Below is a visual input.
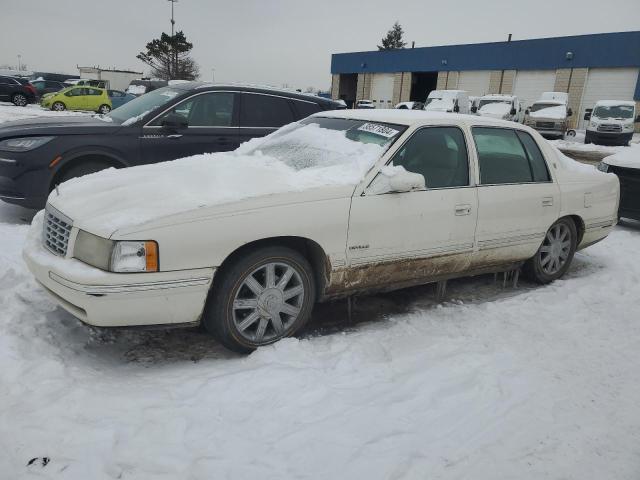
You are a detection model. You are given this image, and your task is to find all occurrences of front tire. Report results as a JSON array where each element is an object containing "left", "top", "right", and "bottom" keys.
[
  {"left": 203, "top": 246, "right": 316, "bottom": 353},
  {"left": 53, "top": 160, "right": 114, "bottom": 188},
  {"left": 12, "top": 93, "right": 28, "bottom": 107},
  {"left": 52, "top": 101, "right": 66, "bottom": 111},
  {"left": 98, "top": 104, "right": 111, "bottom": 114},
  {"left": 524, "top": 218, "right": 577, "bottom": 284}
]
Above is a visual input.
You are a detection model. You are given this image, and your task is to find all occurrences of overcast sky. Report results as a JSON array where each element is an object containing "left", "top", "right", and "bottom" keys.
[{"left": 1, "top": 0, "right": 638, "bottom": 90}]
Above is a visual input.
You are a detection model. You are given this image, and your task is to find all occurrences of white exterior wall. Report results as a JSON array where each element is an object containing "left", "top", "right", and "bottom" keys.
[
  {"left": 512, "top": 70, "right": 557, "bottom": 108},
  {"left": 578, "top": 68, "right": 639, "bottom": 128},
  {"left": 79, "top": 69, "right": 142, "bottom": 91},
  {"left": 370, "top": 73, "right": 395, "bottom": 109},
  {"left": 457, "top": 71, "right": 491, "bottom": 97}
]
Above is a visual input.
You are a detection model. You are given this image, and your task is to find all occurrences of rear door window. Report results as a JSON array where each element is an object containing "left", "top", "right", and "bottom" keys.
[
  {"left": 472, "top": 127, "right": 534, "bottom": 184},
  {"left": 240, "top": 93, "right": 295, "bottom": 128},
  {"left": 515, "top": 131, "right": 550, "bottom": 182}
]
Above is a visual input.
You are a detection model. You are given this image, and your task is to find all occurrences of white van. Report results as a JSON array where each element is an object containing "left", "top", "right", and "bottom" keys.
[
  {"left": 524, "top": 92, "right": 573, "bottom": 139},
  {"left": 584, "top": 100, "right": 638, "bottom": 146},
  {"left": 423, "top": 90, "right": 469, "bottom": 114},
  {"left": 476, "top": 94, "right": 524, "bottom": 122}
]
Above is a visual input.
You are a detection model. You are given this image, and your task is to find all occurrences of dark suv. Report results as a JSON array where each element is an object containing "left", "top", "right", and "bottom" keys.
[
  {"left": 0, "top": 83, "right": 344, "bottom": 209},
  {"left": 0, "top": 76, "right": 37, "bottom": 106}
]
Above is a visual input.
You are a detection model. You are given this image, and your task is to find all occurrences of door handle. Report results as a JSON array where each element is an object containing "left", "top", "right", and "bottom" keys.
[
  {"left": 455, "top": 204, "right": 472, "bottom": 216},
  {"left": 542, "top": 197, "right": 554, "bottom": 207},
  {"left": 167, "top": 134, "right": 183, "bottom": 139}
]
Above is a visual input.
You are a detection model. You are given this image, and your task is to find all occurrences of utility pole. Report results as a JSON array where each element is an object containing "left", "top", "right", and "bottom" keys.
[{"left": 168, "top": 0, "right": 178, "bottom": 78}]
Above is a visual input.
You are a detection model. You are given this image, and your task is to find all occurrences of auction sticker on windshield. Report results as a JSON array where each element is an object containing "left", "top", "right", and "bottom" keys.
[{"left": 357, "top": 123, "right": 400, "bottom": 139}]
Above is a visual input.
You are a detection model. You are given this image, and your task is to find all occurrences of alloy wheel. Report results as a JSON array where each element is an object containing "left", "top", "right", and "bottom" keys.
[
  {"left": 539, "top": 223, "right": 572, "bottom": 275},
  {"left": 232, "top": 262, "right": 305, "bottom": 343},
  {"left": 13, "top": 94, "right": 27, "bottom": 106}
]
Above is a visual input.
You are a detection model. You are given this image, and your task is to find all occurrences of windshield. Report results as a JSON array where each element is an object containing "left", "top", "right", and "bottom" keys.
[
  {"left": 238, "top": 117, "right": 406, "bottom": 171},
  {"left": 593, "top": 105, "right": 634, "bottom": 119},
  {"left": 529, "top": 102, "right": 562, "bottom": 112},
  {"left": 107, "top": 86, "right": 183, "bottom": 124},
  {"left": 479, "top": 99, "right": 511, "bottom": 109}
]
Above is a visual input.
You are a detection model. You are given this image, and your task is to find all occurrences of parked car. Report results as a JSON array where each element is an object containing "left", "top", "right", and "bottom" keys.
[
  {"left": 424, "top": 90, "right": 470, "bottom": 114},
  {"left": 22, "top": 110, "right": 619, "bottom": 353},
  {"left": 40, "top": 86, "right": 112, "bottom": 114},
  {"left": 30, "top": 79, "right": 66, "bottom": 98},
  {"left": 0, "top": 75, "right": 37, "bottom": 106},
  {"left": 476, "top": 94, "right": 524, "bottom": 122},
  {"left": 584, "top": 100, "right": 638, "bottom": 146},
  {"left": 598, "top": 149, "right": 640, "bottom": 221},
  {"left": 524, "top": 92, "right": 573, "bottom": 139},
  {"left": 0, "top": 83, "right": 344, "bottom": 209},
  {"left": 108, "top": 90, "right": 136, "bottom": 109},
  {"left": 355, "top": 99, "right": 375, "bottom": 109},
  {"left": 395, "top": 101, "right": 424, "bottom": 110}
]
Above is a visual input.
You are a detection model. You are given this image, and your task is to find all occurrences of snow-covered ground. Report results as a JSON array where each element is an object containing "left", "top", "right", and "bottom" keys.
[
  {"left": 2, "top": 199, "right": 640, "bottom": 478},
  {"left": 0, "top": 102, "right": 89, "bottom": 124}
]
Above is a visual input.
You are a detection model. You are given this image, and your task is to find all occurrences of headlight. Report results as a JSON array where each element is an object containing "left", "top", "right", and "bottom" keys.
[
  {"left": 624, "top": 123, "right": 634, "bottom": 131},
  {"left": 111, "top": 241, "right": 158, "bottom": 272},
  {"left": 0, "top": 136, "right": 54, "bottom": 152},
  {"left": 73, "top": 231, "right": 158, "bottom": 272},
  {"left": 590, "top": 121, "right": 598, "bottom": 128},
  {"left": 596, "top": 162, "right": 609, "bottom": 173}
]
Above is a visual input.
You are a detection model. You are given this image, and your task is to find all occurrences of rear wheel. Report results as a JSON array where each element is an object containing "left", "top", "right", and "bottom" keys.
[
  {"left": 98, "top": 104, "right": 111, "bottom": 114},
  {"left": 524, "top": 218, "right": 577, "bottom": 284},
  {"left": 202, "top": 246, "right": 316, "bottom": 353},
  {"left": 52, "top": 101, "right": 66, "bottom": 111},
  {"left": 12, "top": 93, "right": 28, "bottom": 107}
]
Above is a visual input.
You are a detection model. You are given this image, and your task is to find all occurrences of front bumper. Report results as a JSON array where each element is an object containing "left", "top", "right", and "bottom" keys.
[
  {"left": 586, "top": 130, "right": 633, "bottom": 145},
  {"left": 23, "top": 212, "right": 215, "bottom": 328},
  {"left": 0, "top": 150, "right": 54, "bottom": 209}
]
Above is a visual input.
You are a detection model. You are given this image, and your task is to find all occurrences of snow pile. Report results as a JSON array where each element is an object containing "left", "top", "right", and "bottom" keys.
[
  {"left": 51, "top": 123, "right": 385, "bottom": 231},
  {"left": 528, "top": 105, "right": 566, "bottom": 119},
  {"left": 550, "top": 138, "right": 629, "bottom": 154},
  {"left": 3, "top": 200, "right": 640, "bottom": 478}
]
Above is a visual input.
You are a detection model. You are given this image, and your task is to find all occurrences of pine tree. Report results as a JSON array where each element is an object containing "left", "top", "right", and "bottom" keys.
[
  {"left": 137, "top": 31, "right": 200, "bottom": 80},
  {"left": 378, "top": 22, "right": 407, "bottom": 51}
]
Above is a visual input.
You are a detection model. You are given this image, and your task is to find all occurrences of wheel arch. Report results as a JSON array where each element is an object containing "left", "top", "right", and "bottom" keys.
[
  {"left": 214, "top": 236, "right": 331, "bottom": 299},
  {"left": 49, "top": 150, "right": 129, "bottom": 192},
  {"left": 562, "top": 214, "right": 585, "bottom": 246}
]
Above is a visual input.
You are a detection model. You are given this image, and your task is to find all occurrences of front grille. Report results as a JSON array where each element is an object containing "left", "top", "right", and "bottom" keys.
[
  {"left": 43, "top": 206, "right": 73, "bottom": 256},
  {"left": 536, "top": 121, "right": 555, "bottom": 130},
  {"left": 598, "top": 124, "right": 622, "bottom": 133}
]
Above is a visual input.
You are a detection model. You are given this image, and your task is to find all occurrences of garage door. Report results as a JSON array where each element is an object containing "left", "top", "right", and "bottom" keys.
[
  {"left": 512, "top": 70, "right": 557, "bottom": 109},
  {"left": 458, "top": 71, "right": 491, "bottom": 97},
  {"left": 370, "top": 73, "right": 395, "bottom": 109},
  {"left": 578, "top": 68, "right": 639, "bottom": 128}
]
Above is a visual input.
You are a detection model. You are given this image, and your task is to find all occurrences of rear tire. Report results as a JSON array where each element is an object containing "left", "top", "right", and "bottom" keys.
[
  {"left": 202, "top": 246, "right": 316, "bottom": 353},
  {"left": 52, "top": 101, "right": 66, "bottom": 111},
  {"left": 524, "top": 218, "right": 577, "bottom": 284},
  {"left": 12, "top": 93, "right": 28, "bottom": 107}
]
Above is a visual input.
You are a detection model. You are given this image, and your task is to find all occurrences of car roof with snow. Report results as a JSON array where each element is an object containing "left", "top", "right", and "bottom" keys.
[
  {"left": 313, "top": 108, "right": 521, "bottom": 128},
  {"left": 479, "top": 94, "right": 516, "bottom": 100}
]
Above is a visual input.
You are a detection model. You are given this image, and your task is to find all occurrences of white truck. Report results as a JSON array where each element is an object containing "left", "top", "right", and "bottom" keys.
[
  {"left": 423, "top": 90, "right": 469, "bottom": 114},
  {"left": 475, "top": 94, "right": 524, "bottom": 123},
  {"left": 524, "top": 92, "right": 573, "bottom": 139},
  {"left": 584, "top": 100, "right": 638, "bottom": 146}
]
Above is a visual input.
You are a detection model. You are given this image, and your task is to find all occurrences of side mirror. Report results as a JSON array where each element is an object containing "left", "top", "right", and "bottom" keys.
[
  {"left": 510, "top": 107, "right": 517, "bottom": 115},
  {"left": 470, "top": 106, "right": 477, "bottom": 113},
  {"left": 567, "top": 108, "right": 573, "bottom": 117},
  {"left": 383, "top": 167, "right": 425, "bottom": 193},
  {"left": 584, "top": 112, "right": 591, "bottom": 121},
  {"left": 525, "top": 108, "right": 530, "bottom": 115},
  {"left": 635, "top": 115, "right": 640, "bottom": 123},
  {"left": 161, "top": 112, "right": 188, "bottom": 130},
  {"left": 453, "top": 104, "right": 460, "bottom": 113}
]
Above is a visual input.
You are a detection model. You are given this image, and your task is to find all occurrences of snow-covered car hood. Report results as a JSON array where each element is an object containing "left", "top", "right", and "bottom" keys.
[
  {"left": 602, "top": 145, "right": 640, "bottom": 169},
  {"left": 478, "top": 103, "right": 511, "bottom": 118},
  {"left": 529, "top": 105, "right": 567, "bottom": 120},
  {"left": 46, "top": 124, "right": 385, "bottom": 238}
]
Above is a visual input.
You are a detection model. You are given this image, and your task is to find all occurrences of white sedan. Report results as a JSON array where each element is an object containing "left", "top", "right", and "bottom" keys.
[{"left": 24, "top": 110, "right": 619, "bottom": 352}]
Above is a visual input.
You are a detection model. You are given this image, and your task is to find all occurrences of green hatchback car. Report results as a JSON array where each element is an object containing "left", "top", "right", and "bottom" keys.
[{"left": 40, "top": 86, "right": 112, "bottom": 114}]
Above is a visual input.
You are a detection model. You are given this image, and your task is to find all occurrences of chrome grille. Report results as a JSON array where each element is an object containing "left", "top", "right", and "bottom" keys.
[
  {"left": 598, "top": 123, "right": 622, "bottom": 133},
  {"left": 43, "top": 206, "right": 73, "bottom": 256},
  {"left": 536, "top": 121, "right": 555, "bottom": 130}
]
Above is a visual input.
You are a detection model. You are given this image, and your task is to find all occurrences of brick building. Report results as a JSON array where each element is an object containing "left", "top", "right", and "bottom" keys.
[{"left": 330, "top": 31, "right": 640, "bottom": 129}]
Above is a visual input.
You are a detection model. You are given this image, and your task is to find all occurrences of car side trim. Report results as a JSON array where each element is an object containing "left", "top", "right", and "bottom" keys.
[
  {"left": 478, "top": 232, "right": 545, "bottom": 250},
  {"left": 49, "top": 271, "right": 213, "bottom": 296}
]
